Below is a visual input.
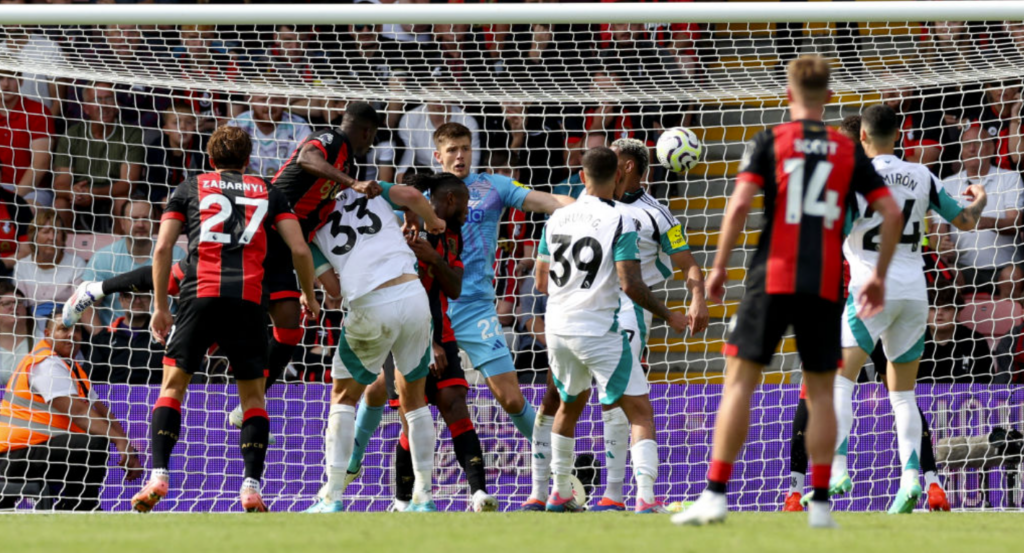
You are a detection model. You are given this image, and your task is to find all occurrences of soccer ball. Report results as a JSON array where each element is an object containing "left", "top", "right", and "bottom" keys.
[{"left": 656, "top": 127, "right": 703, "bottom": 173}]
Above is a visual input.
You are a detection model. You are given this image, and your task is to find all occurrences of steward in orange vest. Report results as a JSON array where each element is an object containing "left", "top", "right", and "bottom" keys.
[{"left": 0, "top": 313, "right": 143, "bottom": 510}]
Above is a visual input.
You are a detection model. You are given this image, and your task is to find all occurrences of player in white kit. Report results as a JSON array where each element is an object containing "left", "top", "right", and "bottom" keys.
[
  {"left": 534, "top": 147, "right": 687, "bottom": 512},
  {"left": 826, "top": 105, "right": 986, "bottom": 513},
  {"left": 304, "top": 181, "right": 448, "bottom": 513}
]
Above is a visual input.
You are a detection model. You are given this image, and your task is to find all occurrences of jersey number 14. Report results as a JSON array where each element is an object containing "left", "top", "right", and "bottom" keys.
[{"left": 783, "top": 158, "right": 841, "bottom": 229}]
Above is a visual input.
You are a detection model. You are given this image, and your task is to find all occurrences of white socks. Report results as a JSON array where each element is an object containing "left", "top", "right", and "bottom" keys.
[
  {"left": 789, "top": 472, "right": 805, "bottom": 494},
  {"left": 602, "top": 407, "right": 630, "bottom": 503},
  {"left": 550, "top": 433, "right": 575, "bottom": 499},
  {"left": 924, "top": 471, "right": 940, "bottom": 488},
  {"left": 631, "top": 439, "right": 658, "bottom": 505},
  {"left": 405, "top": 405, "right": 436, "bottom": 503},
  {"left": 86, "top": 281, "right": 105, "bottom": 300},
  {"left": 889, "top": 390, "right": 922, "bottom": 490},
  {"left": 324, "top": 404, "right": 356, "bottom": 501},
  {"left": 832, "top": 376, "right": 856, "bottom": 477},
  {"left": 530, "top": 413, "right": 554, "bottom": 502}
]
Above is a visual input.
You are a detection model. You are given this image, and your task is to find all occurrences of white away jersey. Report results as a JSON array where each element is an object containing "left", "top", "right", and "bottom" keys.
[
  {"left": 844, "top": 154, "right": 963, "bottom": 301},
  {"left": 312, "top": 182, "right": 417, "bottom": 302},
  {"left": 540, "top": 194, "right": 640, "bottom": 336},
  {"left": 613, "top": 190, "right": 689, "bottom": 286}
]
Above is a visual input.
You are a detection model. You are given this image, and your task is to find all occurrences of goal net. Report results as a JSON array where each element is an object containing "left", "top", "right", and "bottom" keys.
[{"left": 0, "top": 2, "right": 1022, "bottom": 512}]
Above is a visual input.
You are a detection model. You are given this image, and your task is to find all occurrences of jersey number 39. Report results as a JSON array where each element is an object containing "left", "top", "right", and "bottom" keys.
[{"left": 549, "top": 234, "right": 604, "bottom": 289}]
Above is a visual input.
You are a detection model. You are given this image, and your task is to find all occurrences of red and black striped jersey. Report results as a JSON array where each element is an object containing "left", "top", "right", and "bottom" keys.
[
  {"left": 163, "top": 171, "right": 297, "bottom": 304},
  {"left": 419, "top": 228, "right": 464, "bottom": 344},
  {"left": 737, "top": 120, "right": 890, "bottom": 303},
  {"left": 271, "top": 128, "right": 355, "bottom": 241}
]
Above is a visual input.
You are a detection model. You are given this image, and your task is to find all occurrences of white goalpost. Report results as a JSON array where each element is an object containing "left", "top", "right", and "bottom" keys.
[{"left": 0, "top": 2, "right": 1022, "bottom": 512}]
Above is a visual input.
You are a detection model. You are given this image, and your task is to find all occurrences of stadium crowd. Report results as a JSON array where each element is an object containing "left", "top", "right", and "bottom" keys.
[{"left": 0, "top": 1, "right": 1023, "bottom": 390}]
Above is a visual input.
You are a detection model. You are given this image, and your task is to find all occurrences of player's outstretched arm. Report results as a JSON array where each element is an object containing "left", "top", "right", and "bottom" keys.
[
  {"left": 277, "top": 218, "right": 321, "bottom": 321},
  {"left": 947, "top": 184, "right": 988, "bottom": 231},
  {"left": 617, "top": 260, "right": 687, "bottom": 334},
  {"left": 296, "top": 142, "right": 381, "bottom": 199},
  {"left": 706, "top": 179, "right": 759, "bottom": 304},
  {"left": 150, "top": 217, "right": 182, "bottom": 344},
  {"left": 521, "top": 190, "right": 574, "bottom": 215},
  {"left": 386, "top": 185, "right": 446, "bottom": 234},
  {"left": 670, "top": 250, "right": 709, "bottom": 335}
]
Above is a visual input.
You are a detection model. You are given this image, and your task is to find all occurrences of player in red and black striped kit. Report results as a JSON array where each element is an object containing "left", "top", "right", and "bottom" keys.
[
  {"left": 132, "top": 127, "right": 320, "bottom": 514},
  {"left": 256, "top": 101, "right": 382, "bottom": 404},
  {"left": 672, "top": 56, "right": 903, "bottom": 529}
]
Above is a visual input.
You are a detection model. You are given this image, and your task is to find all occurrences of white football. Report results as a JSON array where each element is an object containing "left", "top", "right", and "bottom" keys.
[{"left": 656, "top": 127, "right": 703, "bottom": 173}]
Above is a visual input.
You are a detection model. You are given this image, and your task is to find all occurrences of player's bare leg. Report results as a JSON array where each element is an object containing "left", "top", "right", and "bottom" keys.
[
  {"left": 133, "top": 366, "right": 191, "bottom": 513},
  {"left": 307, "top": 377, "right": 367, "bottom": 513},
  {"left": 434, "top": 386, "right": 496, "bottom": 511},
  {"left": 886, "top": 359, "right": 924, "bottom": 514},
  {"left": 547, "top": 388, "right": 591, "bottom": 513},
  {"left": 672, "top": 356, "right": 761, "bottom": 526},
  {"left": 236, "top": 377, "right": 270, "bottom": 512},
  {"left": 523, "top": 372, "right": 561, "bottom": 510},
  {"left": 395, "top": 370, "right": 437, "bottom": 512},
  {"left": 617, "top": 394, "right": 664, "bottom": 513},
  {"left": 802, "top": 369, "right": 839, "bottom": 528}
]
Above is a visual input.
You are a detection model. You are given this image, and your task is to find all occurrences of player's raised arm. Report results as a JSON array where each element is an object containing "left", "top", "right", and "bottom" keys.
[
  {"left": 384, "top": 183, "right": 447, "bottom": 234},
  {"left": 706, "top": 178, "right": 759, "bottom": 305},
  {"left": 521, "top": 190, "right": 575, "bottom": 215}
]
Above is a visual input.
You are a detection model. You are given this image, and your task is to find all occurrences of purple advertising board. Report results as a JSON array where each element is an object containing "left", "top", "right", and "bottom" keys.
[{"left": 81, "top": 384, "right": 1024, "bottom": 512}]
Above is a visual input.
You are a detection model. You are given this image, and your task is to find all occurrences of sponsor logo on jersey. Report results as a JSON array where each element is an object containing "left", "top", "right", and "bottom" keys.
[{"left": 466, "top": 208, "right": 486, "bottom": 223}]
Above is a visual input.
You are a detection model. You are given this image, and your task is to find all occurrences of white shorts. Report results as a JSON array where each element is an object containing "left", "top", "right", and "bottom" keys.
[
  {"left": 547, "top": 329, "right": 649, "bottom": 405},
  {"left": 333, "top": 281, "right": 433, "bottom": 385},
  {"left": 841, "top": 294, "right": 927, "bottom": 363},
  {"left": 616, "top": 295, "right": 654, "bottom": 355}
]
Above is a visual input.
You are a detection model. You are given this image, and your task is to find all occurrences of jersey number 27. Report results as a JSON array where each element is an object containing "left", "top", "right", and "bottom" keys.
[{"left": 199, "top": 195, "right": 268, "bottom": 246}]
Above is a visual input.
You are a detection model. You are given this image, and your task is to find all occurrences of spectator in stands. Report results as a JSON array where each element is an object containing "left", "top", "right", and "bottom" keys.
[
  {"left": 144, "top": 104, "right": 210, "bottom": 202},
  {"left": 174, "top": 25, "right": 235, "bottom": 133},
  {"left": 996, "top": 264, "right": 1024, "bottom": 305},
  {"left": 0, "top": 25, "right": 68, "bottom": 119},
  {"left": 0, "top": 70, "right": 54, "bottom": 205},
  {"left": 993, "top": 318, "right": 1024, "bottom": 384},
  {"left": 227, "top": 94, "right": 312, "bottom": 179},
  {"left": 929, "top": 20, "right": 981, "bottom": 69},
  {"left": 87, "top": 291, "right": 164, "bottom": 385},
  {"left": 597, "top": 22, "right": 675, "bottom": 82},
  {"left": 396, "top": 98, "right": 481, "bottom": 180},
  {"left": 0, "top": 187, "right": 33, "bottom": 278},
  {"left": 432, "top": 23, "right": 487, "bottom": 83},
  {"left": 378, "top": 0, "right": 434, "bottom": 65},
  {"left": 552, "top": 136, "right": 586, "bottom": 197},
  {"left": 263, "top": 25, "right": 325, "bottom": 85},
  {"left": 53, "top": 82, "right": 145, "bottom": 233},
  {"left": 0, "top": 281, "right": 33, "bottom": 388},
  {"left": 919, "top": 286, "right": 994, "bottom": 383},
  {"left": 0, "top": 312, "right": 143, "bottom": 511},
  {"left": 13, "top": 209, "right": 84, "bottom": 337},
  {"left": 882, "top": 86, "right": 948, "bottom": 172},
  {"left": 937, "top": 124, "right": 1023, "bottom": 290},
  {"left": 968, "top": 79, "right": 1023, "bottom": 173},
  {"left": 98, "top": 24, "right": 169, "bottom": 131},
  {"left": 79, "top": 197, "right": 185, "bottom": 331},
  {"left": 501, "top": 23, "right": 563, "bottom": 82}
]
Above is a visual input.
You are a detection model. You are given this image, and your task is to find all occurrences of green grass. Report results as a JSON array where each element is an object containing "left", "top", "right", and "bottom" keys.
[{"left": 2, "top": 512, "right": 1021, "bottom": 553}]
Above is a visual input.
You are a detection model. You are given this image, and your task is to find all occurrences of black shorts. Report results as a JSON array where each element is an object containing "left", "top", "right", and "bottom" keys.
[
  {"left": 386, "top": 341, "right": 467, "bottom": 407},
  {"left": 726, "top": 286, "right": 843, "bottom": 373},
  {"left": 163, "top": 297, "right": 269, "bottom": 380},
  {"left": 264, "top": 232, "right": 300, "bottom": 303}
]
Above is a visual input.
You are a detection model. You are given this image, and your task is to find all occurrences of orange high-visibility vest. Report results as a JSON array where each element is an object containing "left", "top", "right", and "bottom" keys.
[{"left": 0, "top": 341, "right": 90, "bottom": 454}]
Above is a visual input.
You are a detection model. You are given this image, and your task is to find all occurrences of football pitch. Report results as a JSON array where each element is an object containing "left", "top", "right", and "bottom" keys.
[{"left": 2, "top": 512, "right": 1020, "bottom": 553}]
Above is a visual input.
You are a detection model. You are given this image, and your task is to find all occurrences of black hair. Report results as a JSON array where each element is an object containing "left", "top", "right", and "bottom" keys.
[
  {"left": 861, "top": 104, "right": 899, "bottom": 139},
  {"left": 582, "top": 146, "right": 619, "bottom": 184},
  {"left": 839, "top": 115, "right": 862, "bottom": 140},
  {"left": 406, "top": 172, "right": 468, "bottom": 198},
  {"left": 342, "top": 101, "right": 380, "bottom": 129}
]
